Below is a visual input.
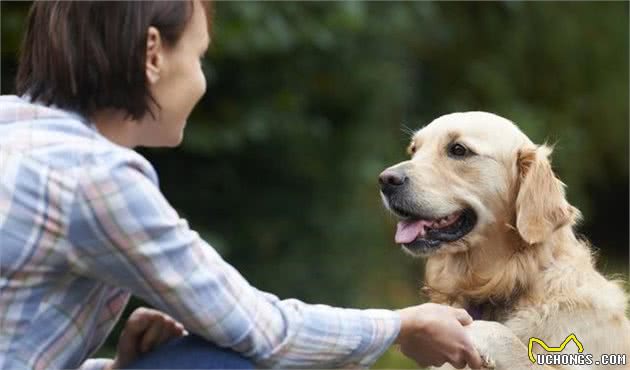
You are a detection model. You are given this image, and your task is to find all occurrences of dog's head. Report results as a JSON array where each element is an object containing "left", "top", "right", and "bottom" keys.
[{"left": 380, "top": 111, "right": 579, "bottom": 258}]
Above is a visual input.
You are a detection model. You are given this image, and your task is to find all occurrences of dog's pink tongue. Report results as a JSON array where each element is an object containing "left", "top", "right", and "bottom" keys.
[{"left": 395, "top": 219, "right": 431, "bottom": 244}]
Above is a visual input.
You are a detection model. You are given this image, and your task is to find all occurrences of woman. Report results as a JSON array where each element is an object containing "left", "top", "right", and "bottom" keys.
[{"left": 0, "top": 1, "right": 483, "bottom": 369}]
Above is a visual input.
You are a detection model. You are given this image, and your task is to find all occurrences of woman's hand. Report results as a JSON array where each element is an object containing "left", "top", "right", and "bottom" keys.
[
  {"left": 395, "top": 303, "right": 484, "bottom": 369},
  {"left": 109, "top": 307, "right": 187, "bottom": 369}
]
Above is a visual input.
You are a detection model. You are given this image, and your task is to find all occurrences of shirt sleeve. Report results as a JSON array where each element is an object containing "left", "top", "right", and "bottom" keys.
[
  {"left": 66, "top": 159, "right": 400, "bottom": 368},
  {"left": 77, "top": 358, "right": 113, "bottom": 370}
]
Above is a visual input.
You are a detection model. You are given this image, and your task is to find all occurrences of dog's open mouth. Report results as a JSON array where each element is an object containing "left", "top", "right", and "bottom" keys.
[{"left": 393, "top": 208, "right": 477, "bottom": 252}]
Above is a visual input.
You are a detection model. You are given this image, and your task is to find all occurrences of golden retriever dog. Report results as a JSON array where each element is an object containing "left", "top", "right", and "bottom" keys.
[{"left": 379, "top": 112, "right": 630, "bottom": 370}]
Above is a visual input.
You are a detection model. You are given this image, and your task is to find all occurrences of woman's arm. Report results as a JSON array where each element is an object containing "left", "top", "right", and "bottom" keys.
[{"left": 67, "top": 160, "right": 400, "bottom": 368}]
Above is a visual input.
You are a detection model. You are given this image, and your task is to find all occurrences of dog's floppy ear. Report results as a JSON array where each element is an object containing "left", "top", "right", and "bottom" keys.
[{"left": 515, "top": 145, "right": 579, "bottom": 245}]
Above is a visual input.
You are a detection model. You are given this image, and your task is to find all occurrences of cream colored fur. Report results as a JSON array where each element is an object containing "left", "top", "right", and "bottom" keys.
[{"left": 383, "top": 112, "right": 630, "bottom": 370}]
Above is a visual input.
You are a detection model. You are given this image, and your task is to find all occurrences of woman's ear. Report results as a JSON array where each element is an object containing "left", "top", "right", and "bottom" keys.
[
  {"left": 515, "top": 145, "right": 580, "bottom": 245},
  {"left": 145, "top": 26, "right": 163, "bottom": 84}
]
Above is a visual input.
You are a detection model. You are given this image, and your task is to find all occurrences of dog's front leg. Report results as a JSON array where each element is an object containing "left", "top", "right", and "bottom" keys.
[
  {"left": 433, "top": 321, "right": 554, "bottom": 370},
  {"left": 465, "top": 320, "right": 554, "bottom": 370}
]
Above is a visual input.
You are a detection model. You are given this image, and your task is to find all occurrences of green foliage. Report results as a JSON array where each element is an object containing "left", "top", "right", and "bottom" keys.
[{"left": 1, "top": 2, "right": 627, "bottom": 368}]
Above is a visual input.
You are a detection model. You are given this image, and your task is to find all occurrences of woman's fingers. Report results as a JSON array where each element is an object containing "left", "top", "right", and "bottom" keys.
[
  {"left": 453, "top": 308, "right": 473, "bottom": 326},
  {"left": 116, "top": 309, "right": 153, "bottom": 365},
  {"left": 140, "top": 318, "right": 165, "bottom": 353},
  {"left": 139, "top": 310, "right": 187, "bottom": 353},
  {"left": 113, "top": 307, "right": 187, "bottom": 369},
  {"left": 155, "top": 317, "right": 186, "bottom": 346}
]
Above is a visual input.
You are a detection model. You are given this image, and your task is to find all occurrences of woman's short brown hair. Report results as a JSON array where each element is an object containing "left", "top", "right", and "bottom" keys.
[{"left": 16, "top": 1, "right": 213, "bottom": 120}]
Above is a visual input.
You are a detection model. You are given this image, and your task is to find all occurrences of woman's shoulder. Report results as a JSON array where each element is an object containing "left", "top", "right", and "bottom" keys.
[{"left": 0, "top": 95, "right": 158, "bottom": 185}]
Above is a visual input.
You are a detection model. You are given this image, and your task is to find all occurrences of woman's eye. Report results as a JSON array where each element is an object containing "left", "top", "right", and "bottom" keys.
[{"left": 448, "top": 143, "right": 469, "bottom": 158}]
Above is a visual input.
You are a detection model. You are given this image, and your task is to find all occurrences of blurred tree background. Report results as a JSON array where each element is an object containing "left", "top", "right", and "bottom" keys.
[{"left": 1, "top": 1, "right": 628, "bottom": 368}]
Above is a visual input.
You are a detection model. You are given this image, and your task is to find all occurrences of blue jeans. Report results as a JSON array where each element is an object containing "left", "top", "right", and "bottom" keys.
[{"left": 127, "top": 334, "right": 254, "bottom": 369}]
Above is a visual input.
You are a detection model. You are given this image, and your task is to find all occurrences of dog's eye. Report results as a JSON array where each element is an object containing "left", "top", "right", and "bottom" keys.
[
  {"left": 448, "top": 143, "right": 469, "bottom": 158},
  {"left": 407, "top": 143, "right": 417, "bottom": 156}
]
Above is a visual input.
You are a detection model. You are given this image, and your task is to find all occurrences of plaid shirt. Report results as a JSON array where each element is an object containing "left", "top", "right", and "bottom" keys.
[{"left": 0, "top": 95, "right": 400, "bottom": 370}]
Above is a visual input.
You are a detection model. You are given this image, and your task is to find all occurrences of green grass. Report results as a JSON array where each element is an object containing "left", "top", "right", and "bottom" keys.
[{"left": 373, "top": 347, "right": 421, "bottom": 369}]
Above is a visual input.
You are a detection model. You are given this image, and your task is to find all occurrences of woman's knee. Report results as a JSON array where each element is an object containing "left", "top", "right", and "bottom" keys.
[{"left": 128, "top": 334, "right": 254, "bottom": 369}]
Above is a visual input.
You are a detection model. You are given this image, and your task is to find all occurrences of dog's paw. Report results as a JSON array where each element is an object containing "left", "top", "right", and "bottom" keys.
[{"left": 465, "top": 321, "right": 534, "bottom": 370}]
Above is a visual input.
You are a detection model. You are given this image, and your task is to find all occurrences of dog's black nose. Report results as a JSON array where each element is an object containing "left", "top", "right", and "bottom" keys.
[{"left": 379, "top": 169, "right": 407, "bottom": 195}]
